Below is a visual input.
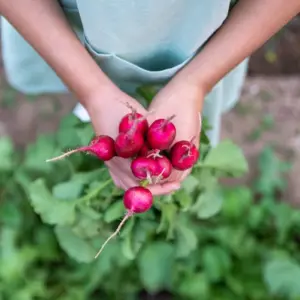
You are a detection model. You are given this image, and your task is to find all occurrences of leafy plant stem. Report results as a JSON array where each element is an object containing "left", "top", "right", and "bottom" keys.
[{"left": 76, "top": 178, "right": 113, "bottom": 205}]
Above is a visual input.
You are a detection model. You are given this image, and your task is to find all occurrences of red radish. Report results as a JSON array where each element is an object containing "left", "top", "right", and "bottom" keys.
[
  {"left": 115, "top": 131, "right": 144, "bottom": 158},
  {"left": 115, "top": 109, "right": 147, "bottom": 158},
  {"left": 147, "top": 150, "right": 172, "bottom": 180},
  {"left": 119, "top": 112, "right": 148, "bottom": 135},
  {"left": 155, "top": 156, "right": 172, "bottom": 179},
  {"left": 46, "top": 135, "right": 115, "bottom": 162},
  {"left": 138, "top": 143, "right": 151, "bottom": 157},
  {"left": 123, "top": 186, "right": 153, "bottom": 213},
  {"left": 147, "top": 116, "right": 176, "bottom": 150},
  {"left": 170, "top": 138, "right": 199, "bottom": 170},
  {"left": 119, "top": 103, "right": 149, "bottom": 135},
  {"left": 94, "top": 186, "right": 153, "bottom": 258},
  {"left": 131, "top": 157, "right": 158, "bottom": 180}
]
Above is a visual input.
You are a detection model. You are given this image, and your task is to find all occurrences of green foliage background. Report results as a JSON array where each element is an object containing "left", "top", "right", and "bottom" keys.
[{"left": 0, "top": 89, "right": 300, "bottom": 300}]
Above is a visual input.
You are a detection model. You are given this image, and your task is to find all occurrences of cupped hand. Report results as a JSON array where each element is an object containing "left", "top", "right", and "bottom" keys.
[
  {"left": 148, "top": 80, "right": 203, "bottom": 187},
  {"left": 85, "top": 85, "right": 180, "bottom": 195}
]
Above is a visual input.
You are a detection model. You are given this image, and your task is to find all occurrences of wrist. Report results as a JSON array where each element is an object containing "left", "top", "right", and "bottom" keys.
[
  {"left": 168, "top": 72, "right": 206, "bottom": 111},
  {"left": 175, "top": 63, "right": 212, "bottom": 95},
  {"left": 81, "top": 80, "right": 121, "bottom": 113}
]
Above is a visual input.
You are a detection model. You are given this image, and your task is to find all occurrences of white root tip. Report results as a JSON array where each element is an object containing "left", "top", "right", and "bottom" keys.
[
  {"left": 147, "top": 149, "right": 162, "bottom": 159},
  {"left": 154, "top": 168, "right": 166, "bottom": 184},
  {"left": 45, "top": 148, "right": 80, "bottom": 162},
  {"left": 146, "top": 171, "right": 153, "bottom": 185},
  {"left": 167, "top": 114, "right": 176, "bottom": 122},
  {"left": 94, "top": 212, "right": 131, "bottom": 259}
]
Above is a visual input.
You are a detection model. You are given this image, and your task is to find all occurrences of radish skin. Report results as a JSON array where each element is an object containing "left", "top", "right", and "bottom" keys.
[
  {"left": 46, "top": 135, "right": 115, "bottom": 162},
  {"left": 94, "top": 187, "right": 153, "bottom": 259},
  {"left": 115, "top": 131, "right": 144, "bottom": 158},
  {"left": 170, "top": 139, "right": 199, "bottom": 170},
  {"left": 147, "top": 116, "right": 176, "bottom": 150},
  {"left": 119, "top": 112, "right": 148, "bottom": 135},
  {"left": 131, "top": 157, "right": 158, "bottom": 180}
]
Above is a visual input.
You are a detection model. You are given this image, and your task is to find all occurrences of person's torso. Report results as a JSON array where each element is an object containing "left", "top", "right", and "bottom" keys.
[
  {"left": 61, "top": 0, "right": 231, "bottom": 71},
  {"left": 2, "top": 0, "right": 243, "bottom": 97},
  {"left": 1, "top": 0, "right": 247, "bottom": 146}
]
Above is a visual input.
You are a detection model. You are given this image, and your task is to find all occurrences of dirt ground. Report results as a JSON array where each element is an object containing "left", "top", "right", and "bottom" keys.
[
  {"left": 248, "top": 16, "right": 300, "bottom": 75},
  {"left": 221, "top": 76, "right": 300, "bottom": 203}
]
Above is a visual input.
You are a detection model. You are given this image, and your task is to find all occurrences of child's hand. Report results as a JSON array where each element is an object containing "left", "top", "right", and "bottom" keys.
[
  {"left": 85, "top": 86, "right": 180, "bottom": 195},
  {"left": 149, "top": 81, "right": 203, "bottom": 187}
]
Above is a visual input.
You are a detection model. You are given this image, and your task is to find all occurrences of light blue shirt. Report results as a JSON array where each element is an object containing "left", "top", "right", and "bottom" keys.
[{"left": 1, "top": 0, "right": 248, "bottom": 145}]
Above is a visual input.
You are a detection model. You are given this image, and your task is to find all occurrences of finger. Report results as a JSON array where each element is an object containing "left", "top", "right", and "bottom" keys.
[
  {"left": 179, "top": 169, "right": 192, "bottom": 182},
  {"left": 111, "top": 174, "right": 128, "bottom": 191},
  {"left": 148, "top": 182, "right": 181, "bottom": 196},
  {"left": 110, "top": 172, "right": 136, "bottom": 191},
  {"left": 159, "top": 168, "right": 186, "bottom": 184},
  {"left": 118, "top": 180, "right": 128, "bottom": 191},
  {"left": 199, "top": 113, "right": 202, "bottom": 131},
  {"left": 106, "top": 159, "right": 138, "bottom": 189},
  {"left": 122, "top": 177, "right": 139, "bottom": 190},
  {"left": 108, "top": 170, "right": 122, "bottom": 188}
]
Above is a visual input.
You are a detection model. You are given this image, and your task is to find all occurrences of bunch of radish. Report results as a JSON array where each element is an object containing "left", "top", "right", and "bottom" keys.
[{"left": 46, "top": 104, "right": 199, "bottom": 258}]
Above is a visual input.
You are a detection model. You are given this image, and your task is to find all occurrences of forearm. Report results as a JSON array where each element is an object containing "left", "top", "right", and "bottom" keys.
[
  {"left": 0, "top": 0, "right": 114, "bottom": 105},
  {"left": 175, "top": 0, "right": 300, "bottom": 94}
]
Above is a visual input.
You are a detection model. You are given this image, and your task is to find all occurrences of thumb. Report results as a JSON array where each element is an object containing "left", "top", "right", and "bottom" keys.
[{"left": 147, "top": 182, "right": 181, "bottom": 196}]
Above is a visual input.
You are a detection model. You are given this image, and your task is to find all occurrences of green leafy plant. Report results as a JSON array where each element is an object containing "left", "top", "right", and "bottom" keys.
[
  {"left": 24, "top": 114, "right": 248, "bottom": 264},
  {"left": 1, "top": 90, "right": 299, "bottom": 300}
]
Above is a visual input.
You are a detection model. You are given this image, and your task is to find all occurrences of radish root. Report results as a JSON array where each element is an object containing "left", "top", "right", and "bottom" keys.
[
  {"left": 46, "top": 147, "right": 87, "bottom": 162},
  {"left": 94, "top": 211, "right": 133, "bottom": 259}
]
